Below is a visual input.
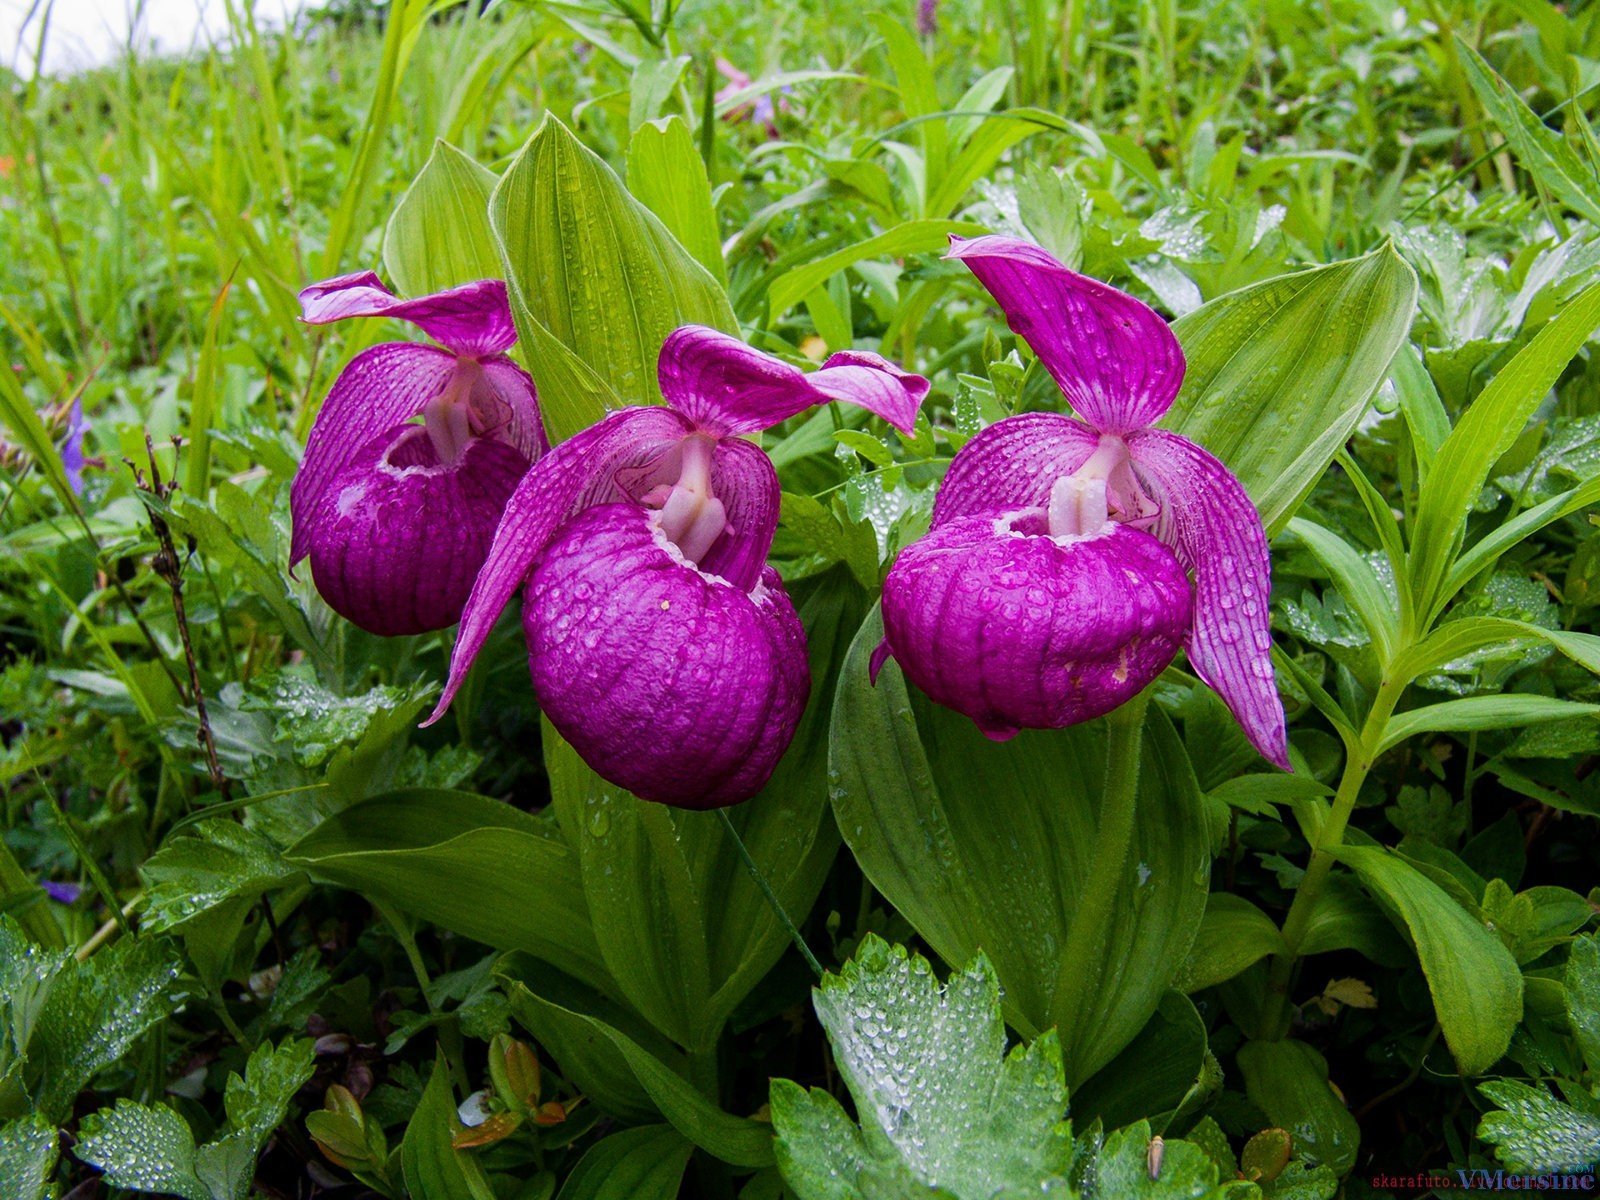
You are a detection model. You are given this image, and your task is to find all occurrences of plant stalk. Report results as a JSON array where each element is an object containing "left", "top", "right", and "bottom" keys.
[{"left": 716, "top": 808, "right": 823, "bottom": 977}]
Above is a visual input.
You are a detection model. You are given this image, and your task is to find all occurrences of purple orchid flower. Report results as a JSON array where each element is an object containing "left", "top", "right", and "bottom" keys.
[
  {"left": 876, "top": 235, "right": 1288, "bottom": 768},
  {"left": 428, "top": 327, "right": 929, "bottom": 808},
  {"left": 290, "top": 273, "right": 547, "bottom": 637}
]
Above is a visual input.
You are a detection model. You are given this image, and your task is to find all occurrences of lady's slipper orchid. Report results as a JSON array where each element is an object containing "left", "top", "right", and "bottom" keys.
[
  {"left": 877, "top": 235, "right": 1288, "bottom": 768},
  {"left": 290, "top": 274, "right": 546, "bottom": 636},
  {"left": 429, "top": 327, "right": 929, "bottom": 808}
]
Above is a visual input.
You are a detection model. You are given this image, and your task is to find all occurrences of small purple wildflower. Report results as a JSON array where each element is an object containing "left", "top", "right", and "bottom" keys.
[
  {"left": 917, "top": 0, "right": 938, "bottom": 39},
  {"left": 290, "top": 274, "right": 546, "bottom": 636},
  {"left": 429, "top": 328, "right": 928, "bottom": 808},
  {"left": 61, "top": 397, "right": 87, "bottom": 496},
  {"left": 876, "top": 235, "right": 1288, "bottom": 768},
  {"left": 41, "top": 880, "right": 82, "bottom": 904}
]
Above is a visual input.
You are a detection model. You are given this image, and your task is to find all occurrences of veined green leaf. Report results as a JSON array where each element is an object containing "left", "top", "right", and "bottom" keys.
[
  {"left": 1379, "top": 696, "right": 1600, "bottom": 752},
  {"left": 1393, "top": 618, "right": 1600, "bottom": 684},
  {"left": 1236, "top": 1039, "right": 1359, "bottom": 1175},
  {"left": 627, "top": 117, "right": 726, "bottom": 285},
  {"left": 553, "top": 1126, "right": 692, "bottom": 1200},
  {"left": 401, "top": 1058, "right": 495, "bottom": 1200},
  {"left": 1287, "top": 516, "right": 1400, "bottom": 664},
  {"left": 1458, "top": 40, "right": 1600, "bottom": 226},
  {"left": 0, "top": 1113, "right": 59, "bottom": 1200},
  {"left": 1178, "top": 893, "right": 1286, "bottom": 993},
  {"left": 382, "top": 140, "right": 502, "bottom": 298},
  {"left": 1441, "top": 474, "right": 1600, "bottom": 607},
  {"left": 1333, "top": 845, "right": 1522, "bottom": 1074},
  {"left": 1411, "top": 279, "right": 1600, "bottom": 618},
  {"left": 490, "top": 114, "right": 737, "bottom": 442},
  {"left": 1167, "top": 245, "right": 1418, "bottom": 533}
]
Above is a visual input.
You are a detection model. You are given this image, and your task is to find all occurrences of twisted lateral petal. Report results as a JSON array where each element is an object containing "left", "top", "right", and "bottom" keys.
[
  {"left": 299, "top": 273, "right": 517, "bottom": 358},
  {"left": 946, "top": 235, "right": 1184, "bottom": 435},
  {"left": 881, "top": 514, "right": 1192, "bottom": 737},
  {"left": 307, "top": 426, "right": 529, "bottom": 636},
  {"left": 1127, "top": 428, "right": 1289, "bottom": 768},
  {"left": 427, "top": 406, "right": 693, "bottom": 722},
  {"left": 524, "top": 504, "right": 809, "bottom": 808},
  {"left": 930, "top": 412, "right": 1100, "bottom": 527},
  {"left": 658, "top": 325, "right": 928, "bottom": 436},
  {"left": 290, "top": 343, "right": 459, "bottom": 565},
  {"left": 479, "top": 358, "right": 549, "bottom": 459}
]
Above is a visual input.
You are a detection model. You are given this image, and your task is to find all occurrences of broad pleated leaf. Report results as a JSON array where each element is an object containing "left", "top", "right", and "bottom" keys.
[{"left": 382, "top": 140, "right": 503, "bottom": 299}]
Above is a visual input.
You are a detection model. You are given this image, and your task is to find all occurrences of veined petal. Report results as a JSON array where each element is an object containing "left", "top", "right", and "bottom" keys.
[
  {"left": 427, "top": 406, "right": 692, "bottom": 722},
  {"left": 524, "top": 503, "right": 809, "bottom": 808},
  {"left": 291, "top": 342, "right": 458, "bottom": 566},
  {"left": 658, "top": 325, "right": 928, "bottom": 436},
  {"left": 307, "top": 425, "right": 528, "bottom": 635},
  {"left": 698, "top": 435, "right": 781, "bottom": 592},
  {"left": 480, "top": 357, "right": 549, "bottom": 459},
  {"left": 946, "top": 235, "right": 1184, "bottom": 435},
  {"left": 299, "top": 273, "right": 517, "bottom": 358},
  {"left": 1127, "top": 427, "right": 1289, "bottom": 768},
  {"left": 930, "top": 412, "right": 1099, "bottom": 527}
]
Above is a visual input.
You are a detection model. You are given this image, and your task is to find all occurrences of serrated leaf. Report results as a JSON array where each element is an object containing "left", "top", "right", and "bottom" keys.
[
  {"left": 771, "top": 936, "right": 1073, "bottom": 1198},
  {"left": 75, "top": 1100, "right": 206, "bottom": 1200},
  {"left": 192, "top": 1040, "right": 316, "bottom": 1199},
  {"left": 1477, "top": 1079, "right": 1600, "bottom": 1173},
  {"left": 1091, "top": 1121, "right": 1230, "bottom": 1199},
  {"left": 140, "top": 820, "right": 298, "bottom": 932},
  {"left": 0, "top": 1112, "right": 59, "bottom": 1200}
]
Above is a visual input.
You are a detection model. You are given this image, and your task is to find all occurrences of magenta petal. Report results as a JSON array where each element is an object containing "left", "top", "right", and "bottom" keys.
[
  {"left": 427, "top": 406, "right": 692, "bottom": 722},
  {"left": 524, "top": 504, "right": 809, "bottom": 808},
  {"left": 480, "top": 357, "right": 549, "bottom": 459},
  {"left": 946, "top": 235, "right": 1184, "bottom": 435},
  {"left": 658, "top": 325, "right": 927, "bottom": 435},
  {"left": 930, "top": 412, "right": 1100, "bottom": 527},
  {"left": 881, "top": 512, "right": 1192, "bottom": 736},
  {"left": 307, "top": 426, "right": 529, "bottom": 635},
  {"left": 299, "top": 273, "right": 517, "bottom": 358},
  {"left": 291, "top": 343, "right": 459, "bottom": 566},
  {"left": 1127, "top": 428, "right": 1288, "bottom": 769}
]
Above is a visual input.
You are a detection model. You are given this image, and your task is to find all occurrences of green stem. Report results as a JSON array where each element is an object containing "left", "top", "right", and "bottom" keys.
[
  {"left": 716, "top": 808, "right": 823, "bottom": 977},
  {"left": 1050, "top": 691, "right": 1150, "bottom": 1028},
  {"left": 1262, "top": 676, "right": 1403, "bottom": 1039}
]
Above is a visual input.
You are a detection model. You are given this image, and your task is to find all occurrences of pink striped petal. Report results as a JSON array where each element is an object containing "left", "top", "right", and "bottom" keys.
[
  {"left": 658, "top": 325, "right": 928, "bottom": 435},
  {"left": 290, "top": 343, "right": 458, "bottom": 566},
  {"left": 698, "top": 435, "right": 781, "bottom": 592},
  {"left": 930, "top": 412, "right": 1100, "bottom": 527},
  {"left": 946, "top": 235, "right": 1184, "bottom": 435},
  {"left": 479, "top": 357, "right": 549, "bottom": 459},
  {"left": 1127, "top": 428, "right": 1288, "bottom": 768},
  {"left": 426, "top": 407, "right": 692, "bottom": 722},
  {"left": 300, "top": 273, "right": 517, "bottom": 358}
]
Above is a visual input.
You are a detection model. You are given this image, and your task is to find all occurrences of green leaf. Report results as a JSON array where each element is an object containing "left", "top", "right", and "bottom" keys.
[
  {"left": 1332, "top": 845, "right": 1523, "bottom": 1074},
  {"left": 830, "top": 608, "right": 1209, "bottom": 1081},
  {"left": 1179, "top": 894, "right": 1286, "bottom": 993},
  {"left": 1565, "top": 934, "right": 1600, "bottom": 1076},
  {"left": 1286, "top": 517, "right": 1400, "bottom": 664},
  {"left": 1477, "top": 1080, "right": 1600, "bottom": 1174},
  {"left": 75, "top": 1100, "right": 206, "bottom": 1200},
  {"left": 285, "top": 789, "right": 609, "bottom": 991},
  {"left": 770, "top": 937, "right": 1073, "bottom": 1198},
  {"left": 1236, "top": 1040, "right": 1359, "bottom": 1175},
  {"left": 76, "top": 1039, "right": 314, "bottom": 1200},
  {"left": 553, "top": 1125, "right": 693, "bottom": 1200},
  {"left": 490, "top": 114, "right": 737, "bottom": 442},
  {"left": 1166, "top": 245, "right": 1419, "bottom": 532},
  {"left": 501, "top": 971, "right": 774, "bottom": 1167},
  {"left": 1457, "top": 40, "right": 1600, "bottom": 226},
  {"left": 767, "top": 219, "right": 984, "bottom": 316},
  {"left": 140, "top": 820, "right": 298, "bottom": 932},
  {"left": 1378, "top": 696, "right": 1600, "bottom": 752},
  {"left": 1410, "top": 279, "right": 1600, "bottom": 616},
  {"left": 1393, "top": 618, "right": 1600, "bottom": 685},
  {"left": 0, "top": 352, "right": 77, "bottom": 514},
  {"left": 627, "top": 117, "right": 725, "bottom": 285},
  {"left": 1091, "top": 1120, "right": 1235, "bottom": 1199},
  {"left": 0, "top": 1113, "right": 59, "bottom": 1200},
  {"left": 401, "top": 1059, "right": 494, "bottom": 1200},
  {"left": 29, "top": 934, "right": 180, "bottom": 1120},
  {"left": 382, "top": 140, "right": 502, "bottom": 299},
  {"left": 1071, "top": 991, "right": 1211, "bottom": 1131}
]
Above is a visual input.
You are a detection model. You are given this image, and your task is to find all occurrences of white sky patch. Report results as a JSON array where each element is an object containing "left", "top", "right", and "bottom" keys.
[{"left": 3, "top": 0, "right": 314, "bottom": 78}]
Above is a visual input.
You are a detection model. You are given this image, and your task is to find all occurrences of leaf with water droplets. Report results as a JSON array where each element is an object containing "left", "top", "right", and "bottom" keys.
[
  {"left": 75, "top": 1100, "right": 206, "bottom": 1200},
  {"left": 771, "top": 936, "right": 1074, "bottom": 1198},
  {"left": 140, "top": 819, "right": 299, "bottom": 933},
  {"left": 1477, "top": 1079, "right": 1600, "bottom": 1174},
  {"left": 1565, "top": 934, "right": 1600, "bottom": 1077},
  {"left": 0, "top": 1112, "right": 60, "bottom": 1200}
]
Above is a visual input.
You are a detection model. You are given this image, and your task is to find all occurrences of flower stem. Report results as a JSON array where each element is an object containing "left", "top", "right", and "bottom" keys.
[
  {"left": 716, "top": 808, "right": 823, "bottom": 978},
  {"left": 1261, "top": 675, "right": 1402, "bottom": 1039},
  {"left": 1050, "top": 690, "right": 1150, "bottom": 1031}
]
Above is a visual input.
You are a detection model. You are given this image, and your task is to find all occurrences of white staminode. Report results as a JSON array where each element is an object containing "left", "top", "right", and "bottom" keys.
[
  {"left": 1047, "top": 474, "right": 1110, "bottom": 538},
  {"left": 655, "top": 432, "right": 728, "bottom": 564}
]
